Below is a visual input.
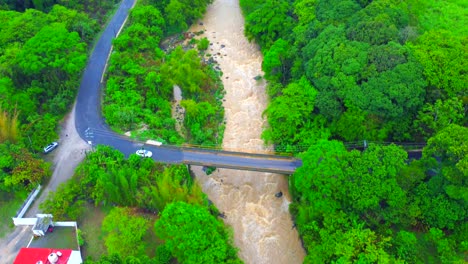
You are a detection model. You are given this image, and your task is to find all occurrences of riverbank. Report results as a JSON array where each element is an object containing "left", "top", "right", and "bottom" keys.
[{"left": 188, "top": 0, "right": 305, "bottom": 263}]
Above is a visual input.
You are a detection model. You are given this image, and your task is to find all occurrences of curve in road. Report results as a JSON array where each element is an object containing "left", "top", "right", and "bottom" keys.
[{"left": 74, "top": 0, "right": 301, "bottom": 174}]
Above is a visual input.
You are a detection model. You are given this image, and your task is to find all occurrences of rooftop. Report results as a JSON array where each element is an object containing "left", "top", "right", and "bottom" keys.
[
  {"left": 32, "top": 215, "right": 53, "bottom": 233},
  {"left": 14, "top": 248, "right": 72, "bottom": 264},
  {"left": 28, "top": 226, "right": 79, "bottom": 251}
]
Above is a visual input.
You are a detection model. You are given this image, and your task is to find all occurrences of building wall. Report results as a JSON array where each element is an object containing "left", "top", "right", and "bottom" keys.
[
  {"left": 12, "top": 218, "right": 37, "bottom": 226},
  {"left": 16, "top": 185, "right": 41, "bottom": 218},
  {"left": 54, "top": 222, "right": 77, "bottom": 227}
]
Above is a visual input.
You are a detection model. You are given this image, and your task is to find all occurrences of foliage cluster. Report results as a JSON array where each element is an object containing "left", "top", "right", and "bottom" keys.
[
  {"left": 240, "top": 0, "right": 466, "bottom": 151},
  {"left": 77, "top": 228, "right": 85, "bottom": 247},
  {"left": 1, "top": 0, "right": 119, "bottom": 25},
  {"left": 0, "top": 4, "right": 100, "bottom": 207},
  {"left": 161, "top": 46, "right": 225, "bottom": 146},
  {"left": 41, "top": 146, "right": 241, "bottom": 263},
  {"left": 290, "top": 126, "right": 467, "bottom": 263},
  {"left": 0, "top": 6, "right": 97, "bottom": 151},
  {"left": 101, "top": 207, "right": 150, "bottom": 257},
  {"left": 155, "top": 201, "right": 242, "bottom": 264},
  {"left": 241, "top": 0, "right": 467, "bottom": 262},
  {"left": 197, "top": 37, "right": 210, "bottom": 51},
  {"left": 0, "top": 142, "right": 51, "bottom": 192},
  {"left": 104, "top": 0, "right": 225, "bottom": 146},
  {"left": 84, "top": 253, "right": 167, "bottom": 264},
  {"left": 103, "top": 3, "right": 181, "bottom": 143},
  {"left": 152, "top": 0, "right": 213, "bottom": 34}
]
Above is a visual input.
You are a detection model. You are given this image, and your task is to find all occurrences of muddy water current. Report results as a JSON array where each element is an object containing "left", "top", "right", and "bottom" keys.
[{"left": 187, "top": 0, "right": 306, "bottom": 263}]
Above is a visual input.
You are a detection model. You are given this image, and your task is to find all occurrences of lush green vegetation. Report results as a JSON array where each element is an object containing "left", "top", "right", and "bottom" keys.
[
  {"left": 1, "top": 0, "right": 119, "bottom": 24},
  {"left": 0, "top": 3, "right": 103, "bottom": 231},
  {"left": 40, "top": 146, "right": 242, "bottom": 263},
  {"left": 78, "top": 204, "right": 110, "bottom": 259},
  {"left": 241, "top": 0, "right": 466, "bottom": 149},
  {"left": 0, "top": 189, "right": 28, "bottom": 236},
  {"left": 290, "top": 132, "right": 467, "bottom": 263},
  {"left": 155, "top": 201, "right": 242, "bottom": 263},
  {"left": 241, "top": 0, "right": 467, "bottom": 262},
  {"left": 2, "top": 0, "right": 465, "bottom": 262},
  {"left": 150, "top": 0, "right": 213, "bottom": 34},
  {"left": 0, "top": 6, "right": 98, "bottom": 152},
  {"left": 103, "top": 0, "right": 225, "bottom": 146}
]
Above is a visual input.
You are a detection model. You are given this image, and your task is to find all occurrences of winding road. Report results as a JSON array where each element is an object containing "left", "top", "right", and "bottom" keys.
[{"left": 74, "top": 0, "right": 302, "bottom": 174}]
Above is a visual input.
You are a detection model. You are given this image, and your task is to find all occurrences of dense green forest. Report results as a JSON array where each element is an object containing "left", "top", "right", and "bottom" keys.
[
  {"left": 241, "top": 0, "right": 466, "bottom": 149},
  {"left": 0, "top": 0, "right": 122, "bottom": 243},
  {"left": 41, "top": 146, "right": 242, "bottom": 263},
  {"left": 1, "top": 0, "right": 119, "bottom": 24},
  {"left": 103, "top": 0, "right": 225, "bottom": 146},
  {"left": 0, "top": 1, "right": 105, "bottom": 200},
  {"left": 240, "top": 0, "right": 467, "bottom": 262},
  {"left": 1, "top": 0, "right": 466, "bottom": 262}
]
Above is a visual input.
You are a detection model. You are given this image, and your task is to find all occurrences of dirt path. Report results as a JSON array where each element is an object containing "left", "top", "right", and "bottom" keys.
[
  {"left": 25, "top": 104, "right": 91, "bottom": 217},
  {"left": 188, "top": 0, "right": 305, "bottom": 263},
  {"left": 0, "top": 104, "right": 90, "bottom": 263}
]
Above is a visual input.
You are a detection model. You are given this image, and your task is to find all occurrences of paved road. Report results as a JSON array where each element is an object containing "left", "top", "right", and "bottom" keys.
[{"left": 74, "top": 0, "right": 301, "bottom": 174}]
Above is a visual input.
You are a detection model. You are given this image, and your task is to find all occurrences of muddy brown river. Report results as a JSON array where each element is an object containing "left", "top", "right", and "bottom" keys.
[{"left": 188, "top": 0, "right": 306, "bottom": 263}]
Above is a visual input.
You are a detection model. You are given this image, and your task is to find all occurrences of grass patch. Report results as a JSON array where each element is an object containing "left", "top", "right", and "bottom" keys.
[
  {"left": 140, "top": 212, "right": 162, "bottom": 258},
  {"left": 0, "top": 190, "right": 28, "bottom": 238},
  {"left": 79, "top": 203, "right": 112, "bottom": 261}
]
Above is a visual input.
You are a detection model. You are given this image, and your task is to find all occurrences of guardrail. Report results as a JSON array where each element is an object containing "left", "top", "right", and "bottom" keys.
[
  {"left": 181, "top": 146, "right": 296, "bottom": 160},
  {"left": 184, "top": 161, "right": 297, "bottom": 174}
]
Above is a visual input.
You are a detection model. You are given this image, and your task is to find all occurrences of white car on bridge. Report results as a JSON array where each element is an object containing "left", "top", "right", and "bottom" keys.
[{"left": 136, "top": 149, "right": 152, "bottom": 158}]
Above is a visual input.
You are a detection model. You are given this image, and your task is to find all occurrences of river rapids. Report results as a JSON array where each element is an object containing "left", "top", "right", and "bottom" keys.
[{"left": 187, "top": 0, "right": 306, "bottom": 263}]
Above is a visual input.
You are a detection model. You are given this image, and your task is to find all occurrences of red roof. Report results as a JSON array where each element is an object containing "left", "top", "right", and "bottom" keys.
[{"left": 14, "top": 248, "right": 72, "bottom": 264}]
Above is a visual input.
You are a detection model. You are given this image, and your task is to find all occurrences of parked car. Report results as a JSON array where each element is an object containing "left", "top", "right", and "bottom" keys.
[
  {"left": 136, "top": 149, "right": 152, "bottom": 158},
  {"left": 43, "top": 142, "right": 59, "bottom": 153}
]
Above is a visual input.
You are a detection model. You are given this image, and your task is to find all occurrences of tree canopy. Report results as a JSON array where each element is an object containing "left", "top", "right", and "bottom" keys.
[
  {"left": 0, "top": 5, "right": 96, "bottom": 196},
  {"left": 243, "top": 0, "right": 466, "bottom": 145},
  {"left": 104, "top": 0, "right": 225, "bottom": 146},
  {"left": 242, "top": 0, "right": 468, "bottom": 261},
  {"left": 102, "top": 207, "right": 150, "bottom": 257},
  {"left": 155, "top": 202, "right": 242, "bottom": 264}
]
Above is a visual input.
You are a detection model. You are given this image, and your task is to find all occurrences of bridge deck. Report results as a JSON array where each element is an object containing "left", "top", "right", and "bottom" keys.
[{"left": 181, "top": 148, "right": 302, "bottom": 174}]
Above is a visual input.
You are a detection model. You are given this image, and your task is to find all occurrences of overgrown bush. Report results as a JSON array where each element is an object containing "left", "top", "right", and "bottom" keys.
[{"left": 197, "top": 37, "right": 210, "bottom": 51}]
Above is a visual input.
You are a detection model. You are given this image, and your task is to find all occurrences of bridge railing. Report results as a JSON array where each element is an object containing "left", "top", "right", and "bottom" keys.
[
  {"left": 185, "top": 161, "right": 297, "bottom": 174},
  {"left": 181, "top": 146, "right": 297, "bottom": 161}
]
